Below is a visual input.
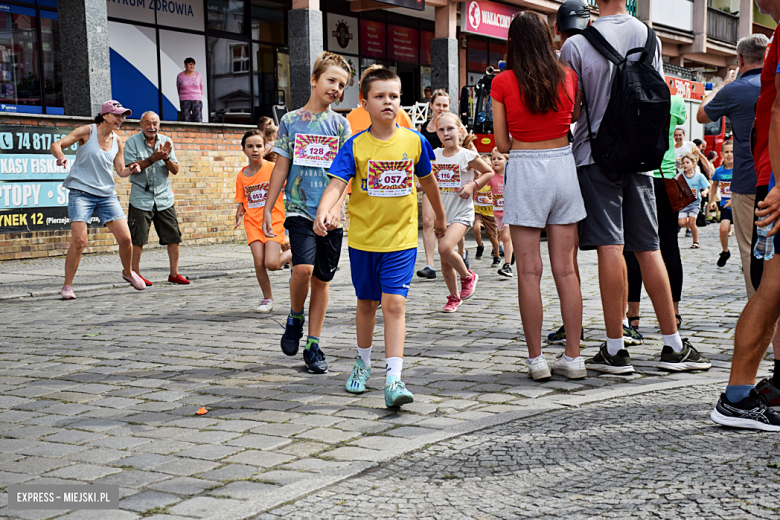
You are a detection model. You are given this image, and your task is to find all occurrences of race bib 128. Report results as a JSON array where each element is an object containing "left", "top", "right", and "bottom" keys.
[{"left": 292, "top": 134, "right": 339, "bottom": 168}]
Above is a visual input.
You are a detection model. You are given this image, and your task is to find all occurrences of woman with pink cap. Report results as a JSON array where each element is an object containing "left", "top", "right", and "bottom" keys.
[{"left": 50, "top": 100, "right": 145, "bottom": 299}]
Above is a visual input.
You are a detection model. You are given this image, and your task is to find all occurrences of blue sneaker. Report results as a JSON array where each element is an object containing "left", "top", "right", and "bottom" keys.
[
  {"left": 623, "top": 324, "right": 644, "bottom": 346},
  {"left": 281, "top": 313, "right": 304, "bottom": 356},
  {"left": 346, "top": 358, "right": 371, "bottom": 393},
  {"left": 303, "top": 341, "right": 328, "bottom": 374},
  {"left": 384, "top": 375, "right": 414, "bottom": 408},
  {"left": 547, "top": 325, "right": 566, "bottom": 345}
]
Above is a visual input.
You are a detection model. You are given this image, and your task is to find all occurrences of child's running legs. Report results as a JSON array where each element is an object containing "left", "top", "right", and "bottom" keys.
[
  {"left": 439, "top": 223, "right": 477, "bottom": 308},
  {"left": 718, "top": 215, "right": 732, "bottom": 266}
]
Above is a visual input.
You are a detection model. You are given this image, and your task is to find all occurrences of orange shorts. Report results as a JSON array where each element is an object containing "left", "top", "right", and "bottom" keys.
[{"left": 245, "top": 220, "right": 285, "bottom": 245}]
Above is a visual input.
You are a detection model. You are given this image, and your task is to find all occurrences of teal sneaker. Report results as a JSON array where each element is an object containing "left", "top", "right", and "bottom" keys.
[
  {"left": 623, "top": 324, "right": 644, "bottom": 346},
  {"left": 346, "top": 358, "right": 371, "bottom": 394},
  {"left": 384, "top": 376, "right": 414, "bottom": 408}
]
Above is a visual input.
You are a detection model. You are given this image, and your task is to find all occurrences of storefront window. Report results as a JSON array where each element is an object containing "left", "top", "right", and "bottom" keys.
[
  {"left": 0, "top": 7, "right": 41, "bottom": 109},
  {"left": 251, "top": 0, "right": 285, "bottom": 45},
  {"left": 40, "top": 13, "right": 62, "bottom": 112},
  {"left": 252, "top": 43, "right": 274, "bottom": 119},
  {"left": 208, "top": 36, "right": 251, "bottom": 123},
  {"left": 207, "top": 0, "right": 245, "bottom": 34}
]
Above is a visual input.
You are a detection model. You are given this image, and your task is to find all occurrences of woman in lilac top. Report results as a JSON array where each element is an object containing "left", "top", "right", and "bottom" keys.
[{"left": 177, "top": 57, "right": 203, "bottom": 122}]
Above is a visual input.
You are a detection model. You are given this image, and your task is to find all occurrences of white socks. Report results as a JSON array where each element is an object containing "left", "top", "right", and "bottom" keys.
[
  {"left": 663, "top": 333, "right": 684, "bottom": 352},
  {"left": 606, "top": 337, "right": 624, "bottom": 356},
  {"left": 357, "top": 346, "right": 372, "bottom": 368},
  {"left": 385, "top": 357, "right": 403, "bottom": 381},
  {"left": 622, "top": 318, "right": 629, "bottom": 327},
  {"left": 528, "top": 354, "right": 544, "bottom": 363}
]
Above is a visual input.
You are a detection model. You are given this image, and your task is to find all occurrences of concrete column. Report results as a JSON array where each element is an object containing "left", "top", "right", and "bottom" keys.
[
  {"left": 288, "top": 8, "right": 323, "bottom": 110},
  {"left": 691, "top": 0, "right": 708, "bottom": 54},
  {"left": 637, "top": 0, "right": 652, "bottom": 26},
  {"left": 738, "top": 0, "right": 754, "bottom": 39},
  {"left": 59, "top": 0, "right": 112, "bottom": 117},
  {"left": 432, "top": 3, "right": 458, "bottom": 104}
]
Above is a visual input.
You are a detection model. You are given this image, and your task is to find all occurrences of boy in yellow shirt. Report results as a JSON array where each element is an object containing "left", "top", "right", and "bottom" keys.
[{"left": 314, "top": 67, "right": 446, "bottom": 407}]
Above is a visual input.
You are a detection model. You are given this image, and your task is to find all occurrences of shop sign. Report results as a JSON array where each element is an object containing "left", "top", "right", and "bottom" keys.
[
  {"left": 388, "top": 25, "right": 418, "bottom": 63},
  {"left": 420, "top": 30, "right": 433, "bottom": 66},
  {"left": 0, "top": 126, "right": 91, "bottom": 234},
  {"left": 461, "top": 0, "right": 521, "bottom": 40},
  {"left": 360, "top": 20, "right": 386, "bottom": 59},
  {"left": 107, "top": 0, "right": 205, "bottom": 30},
  {"left": 665, "top": 76, "right": 705, "bottom": 101},
  {"left": 327, "top": 14, "right": 359, "bottom": 56}
]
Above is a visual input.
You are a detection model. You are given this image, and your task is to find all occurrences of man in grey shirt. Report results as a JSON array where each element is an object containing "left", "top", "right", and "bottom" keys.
[
  {"left": 697, "top": 34, "right": 767, "bottom": 298},
  {"left": 125, "top": 111, "right": 190, "bottom": 286},
  {"left": 560, "top": 0, "right": 710, "bottom": 374}
]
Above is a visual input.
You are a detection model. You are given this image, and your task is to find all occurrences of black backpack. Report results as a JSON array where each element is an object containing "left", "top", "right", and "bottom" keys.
[{"left": 581, "top": 23, "right": 671, "bottom": 174}]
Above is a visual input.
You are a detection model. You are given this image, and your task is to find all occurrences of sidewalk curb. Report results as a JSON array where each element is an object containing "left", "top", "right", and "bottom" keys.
[
  {"left": 0, "top": 268, "right": 255, "bottom": 301},
  {"left": 202, "top": 378, "right": 727, "bottom": 520}
]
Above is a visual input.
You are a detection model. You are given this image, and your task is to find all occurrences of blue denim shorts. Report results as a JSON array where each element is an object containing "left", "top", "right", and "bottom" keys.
[{"left": 67, "top": 189, "right": 126, "bottom": 225}]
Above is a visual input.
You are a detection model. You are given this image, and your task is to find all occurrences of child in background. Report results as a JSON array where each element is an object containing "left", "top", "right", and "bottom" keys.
[
  {"left": 261, "top": 119, "right": 278, "bottom": 163},
  {"left": 490, "top": 149, "right": 514, "bottom": 277},
  {"left": 709, "top": 141, "right": 734, "bottom": 267},
  {"left": 234, "top": 130, "right": 291, "bottom": 313},
  {"left": 434, "top": 113, "right": 494, "bottom": 312},
  {"left": 314, "top": 67, "right": 446, "bottom": 407},
  {"left": 473, "top": 170, "right": 501, "bottom": 267},
  {"left": 263, "top": 51, "right": 353, "bottom": 374},
  {"left": 678, "top": 153, "right": 710, "bottom": 249}
]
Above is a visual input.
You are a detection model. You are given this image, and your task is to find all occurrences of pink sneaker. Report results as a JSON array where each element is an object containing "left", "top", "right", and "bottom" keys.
[
  {"left": 459, "top": 270, "right": 479, "bottom": 300},
  {"left": 122, "top": 271, "right": 146, "bottom": 291},
  {"left": 442, "top": 295, "right": 462, "bottom": 313},
  {"left": 60, "top": 285, "right": 76, "bottom": 300}
]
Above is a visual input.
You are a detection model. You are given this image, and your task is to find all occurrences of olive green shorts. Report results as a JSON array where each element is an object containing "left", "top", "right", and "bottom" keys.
[{"left": 128, "top": 204, "right": 182, "bottom": 246}]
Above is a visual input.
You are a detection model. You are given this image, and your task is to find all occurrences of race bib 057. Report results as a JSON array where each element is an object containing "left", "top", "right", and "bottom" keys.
[{"left": 367, "top": 159, "right": 414, "bottom": 197}]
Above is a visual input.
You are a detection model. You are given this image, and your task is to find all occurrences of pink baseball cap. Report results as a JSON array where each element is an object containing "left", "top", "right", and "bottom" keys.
[{"left": 100, "top": 100, "right": 132, "bottom": 117}]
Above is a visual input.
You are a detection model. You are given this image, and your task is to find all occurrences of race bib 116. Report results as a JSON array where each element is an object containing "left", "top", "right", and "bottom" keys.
[
  {"left": 292, "top": 134, "right": 339, "bottom": 168},
  {"left": 432, "top": 163, "right": 461, "bottom": 189},
  {"left": 367, "top": 159, "right": 414, "bottom": 197}
]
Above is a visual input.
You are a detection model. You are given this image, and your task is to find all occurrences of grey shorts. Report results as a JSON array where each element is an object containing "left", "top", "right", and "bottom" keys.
[
  {"left": 503, "top": 147, "right": 586, "bottom": 229},
  {"left": 577, "top": 163, "right": 659, "bottom": 252}
]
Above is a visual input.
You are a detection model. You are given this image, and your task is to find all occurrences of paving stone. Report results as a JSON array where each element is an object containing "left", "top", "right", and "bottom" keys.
[
  {"left": 98, "top": 470, "right": 171, "bottom": 488},
  {"left": 253, "top": 470, "right": 313, "bottom": 486},
  {"left": 174, "top": 445, "right": 242, "bottom": 461},
  {"left": 169, "top": 496, "right": 243, "bottom": 517},
  {"left": 45, "top": 464, "right": 121, "bottom": 481},
  {"left": 226, "top": 434, "right": 291, "bottom": 450},
  {"left": 385, "top": 426, "right": 440, "bottom": 438},
  {"left": 154, "top": 458, "right": 220, "bottom": 476},
  {"left": 56, "top": 511, "right": 140, "bottom": 520},
  {"left": 323, "top": 446, "right": 377, "bottom": 461},
  {"left": 119, "top": 490, "right": 180, "bottom": 512},
  {"left": 349, "top": 436, "right": 408, "bottom": 451},
  {"left": 109, "top": 454, "right": 176, "bottom": 470},
  {"left": 224, "top": 450, "right": 293, "bottom": 468},
  {"left": 293, "top": 428, "right": 360, "bottom": 444},
  {"left": 249, "top": 423, "right": 308, "bottom": 437},
  {"left": 198, "top": 464, "right": 259, "bottom": 481},
  {"left": 0, "top": 456, "right": 72, "bottom": 474},
  {"left": 149, "top": 476, "right": 220, "bottom": 495},
  {"left": 210, "top": 481, "right": 276, "bottom": 499},
  {"left": 279, "top": 458, "right": 350, "bottom": 473}
]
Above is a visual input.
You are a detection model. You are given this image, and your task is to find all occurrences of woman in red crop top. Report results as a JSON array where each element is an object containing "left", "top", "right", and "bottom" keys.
[{"left": 491, "top": 11, "right": 587, "bottom": 381}]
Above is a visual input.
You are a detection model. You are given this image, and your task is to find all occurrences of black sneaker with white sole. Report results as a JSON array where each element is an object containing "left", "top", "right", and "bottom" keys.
[
  {"left": 491, "top": 256, "right": 501, "bottom": 267},
  {"left": 711, "top": 390, "right": 780, "bottom": 432},
  {"left": 475, "top": 245, "right": 484, "bottom": 259},
  {"left": 585, "top": 344, "right": 634, "bottom": 374},
  {"left": 497, "top": 263, "right": 513, "bottom": 277},
  {"left": 462, "top": 251, "right": 469, "bottom": 271},
  {"left": 657, "top": 339, "right": 711, "bottom": 371},
  {"left": 416, "top": 266, "right": 436, "bottom": 279}
]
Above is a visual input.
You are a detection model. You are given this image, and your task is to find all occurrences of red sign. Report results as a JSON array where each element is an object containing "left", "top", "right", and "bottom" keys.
[
  {"left": 388, "top": 25, "right": 419, "bottom": 63},
  {"left": 468, "top": 39, "right": 488, "bottom": 73},
  {"left": 665, "top": 76, "right": 705, "bottom": 101},
  {"left": 420, "top": 30, "right": 434, "bottom": 66},
  {"left": 360, "top": 20, "right": 386, "bottom": 59},
  {"left": 462, "top": 0, "right": 521, "bottom": 41}
]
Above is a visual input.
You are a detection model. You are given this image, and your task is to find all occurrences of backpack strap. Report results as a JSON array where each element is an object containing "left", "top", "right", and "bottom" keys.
[
  {"left": 626, "top": 23, "right": 658, "bottom": 64},
  {"left": 581, "top": 25, "right": 625, "bottom": 66}
]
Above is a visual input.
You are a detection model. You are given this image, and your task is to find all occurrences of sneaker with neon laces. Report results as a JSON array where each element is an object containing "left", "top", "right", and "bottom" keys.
[
  {"left": 623, "top": 324, "right": 643, "bottom": 346},
  {"left": 459, "top": 270, "right": 479, "bottom": 300},
  {"left": 168, "top": 274, "right": 190, "bottom": 284},
  {"left": 585, "top": 343, "right": 634, "bottom": 374},
  {"left": 527, "top": 356, "right": 551, "bottom": 380},
  {"left": 442, "top": 295, "right": 462, "bottom": 313},
  {"left": 346, "top": 358, "right": 371, "bottom": 393},
  {"left": 138, "top": 274, "right": 153, "bottom": 286},
  {"left": 303, "top": 340, "right": 328, "bottom": 374},
  {"left": 280, "top": 313, "right": 305, "bottom": 356},
  {"left": 551, "top": 353, "right": 587, "bottom": 379},
  {"left": 384, "top": 375, "right": 414, "bottom": 408},
  {"left": 755, "top": 378, "right": 780, "bottom": 408},
  {"left": 711, "top": 390, "right": 780, "bottom": 431},
  {"left": 60, "top": 285, "right": 76, "bottom": 300},
  {"left": 256, "top": 299, "right": 274, "bottom": 314},
  {"left": 657, "top": 339, "right": 711, "bottom": 371},
  {"left": 122, "top": 271, "right": 146, "bottom": 291}
]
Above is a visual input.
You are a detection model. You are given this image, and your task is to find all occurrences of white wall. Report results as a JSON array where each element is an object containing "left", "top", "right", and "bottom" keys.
[{"left": 653, "top": 0, "right": 694, "bottom": 32}]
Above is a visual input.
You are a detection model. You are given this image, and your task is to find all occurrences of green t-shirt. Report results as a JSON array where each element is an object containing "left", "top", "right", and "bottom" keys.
[{"left": 654, "top": 95, "right": 687, "bottom": 179}]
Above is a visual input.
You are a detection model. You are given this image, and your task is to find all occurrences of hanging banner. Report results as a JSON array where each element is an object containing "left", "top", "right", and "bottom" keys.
[
  {"left": 360, "top": 20, "right": 386, "bottom": 59},
  {"left": 420, "top": 30, "right": 434, "bottom": 66},
  {"left": 461, "top": 0, "right": 521, "bottom": 40},
  {"left": 0, "top": 126, "right": 89, "bottom": 234},
  {"left": 388, "top": 25, "right": 419, "bottom": 63}
]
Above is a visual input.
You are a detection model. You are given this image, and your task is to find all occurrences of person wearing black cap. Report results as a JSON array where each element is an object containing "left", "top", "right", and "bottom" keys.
[{"left": 555, "top": 0, "right": 591, "bottom": 43}]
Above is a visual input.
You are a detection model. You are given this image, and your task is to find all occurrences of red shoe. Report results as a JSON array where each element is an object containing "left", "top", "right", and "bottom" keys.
[
  {"left": 138, "top": 274, "right": 153, "bottom": 287},
  {"left": 168, "top": 274, "right": 191, "bottom": 285}
]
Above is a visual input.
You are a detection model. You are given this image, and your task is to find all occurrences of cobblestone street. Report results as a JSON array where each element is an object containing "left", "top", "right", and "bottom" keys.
[{"left": 0, "top": 226, "right": 772, "bottom": 519}]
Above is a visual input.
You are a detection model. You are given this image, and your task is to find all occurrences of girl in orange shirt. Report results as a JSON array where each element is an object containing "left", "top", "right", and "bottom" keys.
[{"left": 235, "top": 129, "right": 291, "bottom": 313}]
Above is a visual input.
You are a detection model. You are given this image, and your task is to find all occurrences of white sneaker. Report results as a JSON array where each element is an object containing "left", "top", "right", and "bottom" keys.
[
  {"left": 527, "top": 356, "right": 551, "bottom": 380},
  {"left": 256, "top": 299, "right": 274, "bottom": 313},
  {"left": 550, "top": 353, "right": 587, "bottom": 379}
]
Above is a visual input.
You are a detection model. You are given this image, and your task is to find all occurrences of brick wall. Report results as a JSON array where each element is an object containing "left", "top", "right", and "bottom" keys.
[{"left": 0, "top": 114, "right": 254, "bottom": 261}]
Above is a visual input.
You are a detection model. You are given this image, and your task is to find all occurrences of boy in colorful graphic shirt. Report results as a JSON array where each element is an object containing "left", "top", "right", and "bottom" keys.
[
  {"left": 710, "top": 140, "right": 735, "bottom": 267},
  {"left": 313, "top": 67, "right": 446, "bottom": 408}
]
